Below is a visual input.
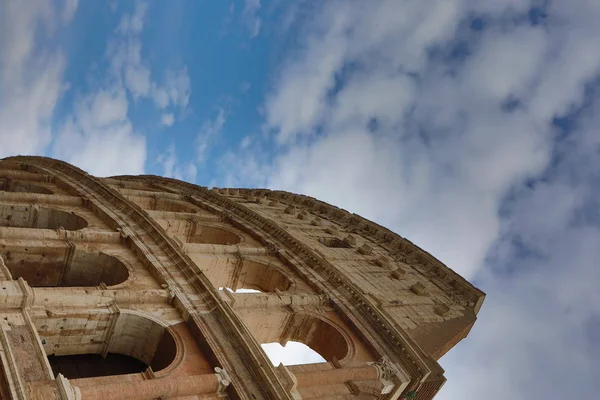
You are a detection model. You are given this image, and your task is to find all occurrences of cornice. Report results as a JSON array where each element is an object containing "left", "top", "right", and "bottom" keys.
[{"left": 240, "top": 188, "right": 485, "bottom": 315}]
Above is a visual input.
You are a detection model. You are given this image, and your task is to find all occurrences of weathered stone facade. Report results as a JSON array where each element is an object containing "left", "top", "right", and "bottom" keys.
[{"left": 0, "top": 156, "right": 484, "bottom": 400}]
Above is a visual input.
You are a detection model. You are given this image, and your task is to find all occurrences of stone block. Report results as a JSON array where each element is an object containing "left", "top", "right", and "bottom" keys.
[
  {"left": 284, "top": 205, "right": 296, "bottom": 214},
  {"left": 391, "top": 269, "right": 406, "bottom": 280},
  {"left": 357, "top": 244, "right": 372, "bottom": 255},
  {"left": 343, "top": 235, "right": 356, "bottom": 246},
  {"left": 375, "top": 256, "right": 390, "bottom": 268},
  {"left": 325, "top": 226, "right": 338, "bottom": 235},
  {"left": 410, "top": 282, "right": 427, "bottom": 296},
  {"left": 434, "top": 304, "right": 450, "bottom": 317}
]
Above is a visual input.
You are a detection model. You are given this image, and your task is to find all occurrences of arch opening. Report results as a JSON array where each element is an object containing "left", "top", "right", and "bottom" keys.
[
  {"left": 218, "top": 287, "right": 262, "bottom": 293},
  {"left": 0, "top": 204, "right": 87, "bottom": 230},
  {"left": 47, "top": 353, "right": 148, "bottom": 379},
  {"left": 188, "top": 225, "right": 241, "bottom": 245},
  {"left": 1, "top": 249, "right": 129, "bottom": 287},
  {"left": 281, "top": 315, "right": 349, "bottom": 363},
  {"left": 41, "top": 313, "right": 178, "bottom": 379},
  {"left": 235, "top": 260, "right": 292, "bottom": 292},
  {"left": 207, "top": 260, "right": 292, "bottom": 293},
  {"left": 0, "top": 179, "right": 54, "bottom": 194},
  {"left": 261, "top": 341, "right": 326, "bottom": 366}
]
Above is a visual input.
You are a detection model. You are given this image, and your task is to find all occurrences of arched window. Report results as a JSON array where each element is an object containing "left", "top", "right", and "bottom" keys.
[
  {"left": 0, "top": 204, "right": 87, "bottom": 230},
  {"left": 244, "top": 313, "right": 350, "bottom": 366},
  {"left": 204, "top": 259, "right": 292, "bottom": 293},
  {"left": 282, "top": 315, "right": 349, "bottom": 362},
  {"left": 1, "top": 249, "right": 129, "bottom": 287},
  {"left": 40, "top": 312, "right": 179, "bottom": 379}
]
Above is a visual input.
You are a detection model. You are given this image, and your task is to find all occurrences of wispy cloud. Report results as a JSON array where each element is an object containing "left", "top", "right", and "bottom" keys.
[
  {"left": 224, "top": 1, "right": 600, "bottom": 398},
  {"left": 52, "top": 0, "right": 192, "bottom": 176},
  {"left": 52, "top": 87, "right": 146, "bottom": 176},
  {"left": 157, "top": 144, "right": 197, "bottom": 183},
  {"left": 0, "top": 0, "right": 74, "bottom": 158},
  {"left": 196, "top": 107, "right": 227, "bottom": 163},
  {"left": 161, "top": 113, "right": 175, "bottom": 127},
  {"left": 243, "top": 0, "right": 261, "bottom": 38}
]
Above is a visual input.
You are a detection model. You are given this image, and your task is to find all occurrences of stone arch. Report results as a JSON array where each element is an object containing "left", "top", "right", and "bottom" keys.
[
  {"left": 108, "top": 311, "right": 182, "bottom": 373},
  {"left": 41, "top": 311, "right": 181, "bottom": 379},
  {"left": 282, "top": 314, "right": 351, "bottom": 363},
  {"left": 205, "top": 258, "right": 293, "bottom": 293},
  {"left": 234, "top": 260, "right": 294, "bottom": 292},
  {"left": 0, "top": 204, "right": 87, "bottom": 230},
  {"left": 1, "top": 248, "right": 130, "bottom": 287},
  {"left": 188, "top": 225, "right": 241, "bottom": 245},
  {"left": 0, "top": 179, "right": 54, "bottom": 194},
  {"left": 255, "top": 314, "right": 353, "bottom": 365}
]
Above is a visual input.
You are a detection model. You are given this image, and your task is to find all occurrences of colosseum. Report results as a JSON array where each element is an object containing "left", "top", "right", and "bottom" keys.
[{"left": 0, "top": 156, "right": 484, "bottom": 400}]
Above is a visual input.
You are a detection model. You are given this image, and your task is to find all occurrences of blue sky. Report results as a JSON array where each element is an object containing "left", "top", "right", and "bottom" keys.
[{"left": 1, "top": 0, "right": 600, "bottom": 399}]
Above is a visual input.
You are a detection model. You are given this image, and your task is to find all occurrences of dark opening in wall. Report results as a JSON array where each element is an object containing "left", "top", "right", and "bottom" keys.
[
  {"left": 2, "top": 250, "right": 129, "bottom": 287},
  {"left": 206, "top": 260, "right": 293, "bottom": 293},
  {"left": 47, "top": 353, "right": 147, "bottom": 379},
  {"left": 0, "top": 179, "right": 54, "bottom": 194},
  {"left": 40, "top": 313, "right": 179, "bottom": 379},
  {"left": 0, "top": 204, "right": 87, "bottom": 230}
]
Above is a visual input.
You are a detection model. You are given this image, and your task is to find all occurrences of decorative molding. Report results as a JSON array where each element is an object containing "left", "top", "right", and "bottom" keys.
[
  {"left": 214, "top": 367, "right": 232, "bottom": 397},
  {"left": 262, "top": 190, "right": 485, "bottom": 314}
]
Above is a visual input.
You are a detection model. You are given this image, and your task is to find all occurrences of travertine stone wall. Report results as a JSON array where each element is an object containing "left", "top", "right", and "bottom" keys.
[{"left": 0, "top": 157, "right": 484, "bottom": 400}]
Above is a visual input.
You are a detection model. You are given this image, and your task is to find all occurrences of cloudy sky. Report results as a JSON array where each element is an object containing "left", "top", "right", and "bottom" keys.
[{"left": 1, "top": 0, "right": 599, "bottom": 398}]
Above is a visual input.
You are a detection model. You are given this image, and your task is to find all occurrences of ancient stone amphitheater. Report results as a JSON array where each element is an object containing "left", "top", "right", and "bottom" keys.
[{"left": 0, "top": 156, "right": 483, "bottom": 400}]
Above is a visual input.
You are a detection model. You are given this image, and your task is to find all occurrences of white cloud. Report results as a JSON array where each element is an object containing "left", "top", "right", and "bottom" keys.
[
  {"left": 184, "top": 162, "right": 197, "bottom": 183},
  {"left": 156, "top": 144, "right": 177, "bottom": 178},
  {"left": 161, "top": 113, "right": 175, "bottom": 127},
  {"left": 155, "top": 67, "right": 191, "bottom": 109},
  {"left": 156, "top": 144, "right": 197, "bottom": 183},
  {"left": 243, "top": 0, "right": 261, "bottom": 38},
  {"left": 50, "top": 1, "right": 194, "bottom": 176},
  {"left": 108, "top": 1, "right": 190, "bottom": 116},
  {"left": 196, "top": 107, "right": 227, "bottom": 163},
  {"left": 0, "top": 0, "right": 75, "bottom": 158},
  {"left": 115, "top": 0, "right": 148, "bottom": 35},
  {"left": 223, "top": 1, "right": 600, "bottom": 397},
  {"left": 61, "top": 0, "right": 79, "bottom": 23},
  {"left": 52, "top": 88, "right": 146, "bottom": 176},
  {"left": 240, "top": 135, "right": 252, "bottom": 148}
]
